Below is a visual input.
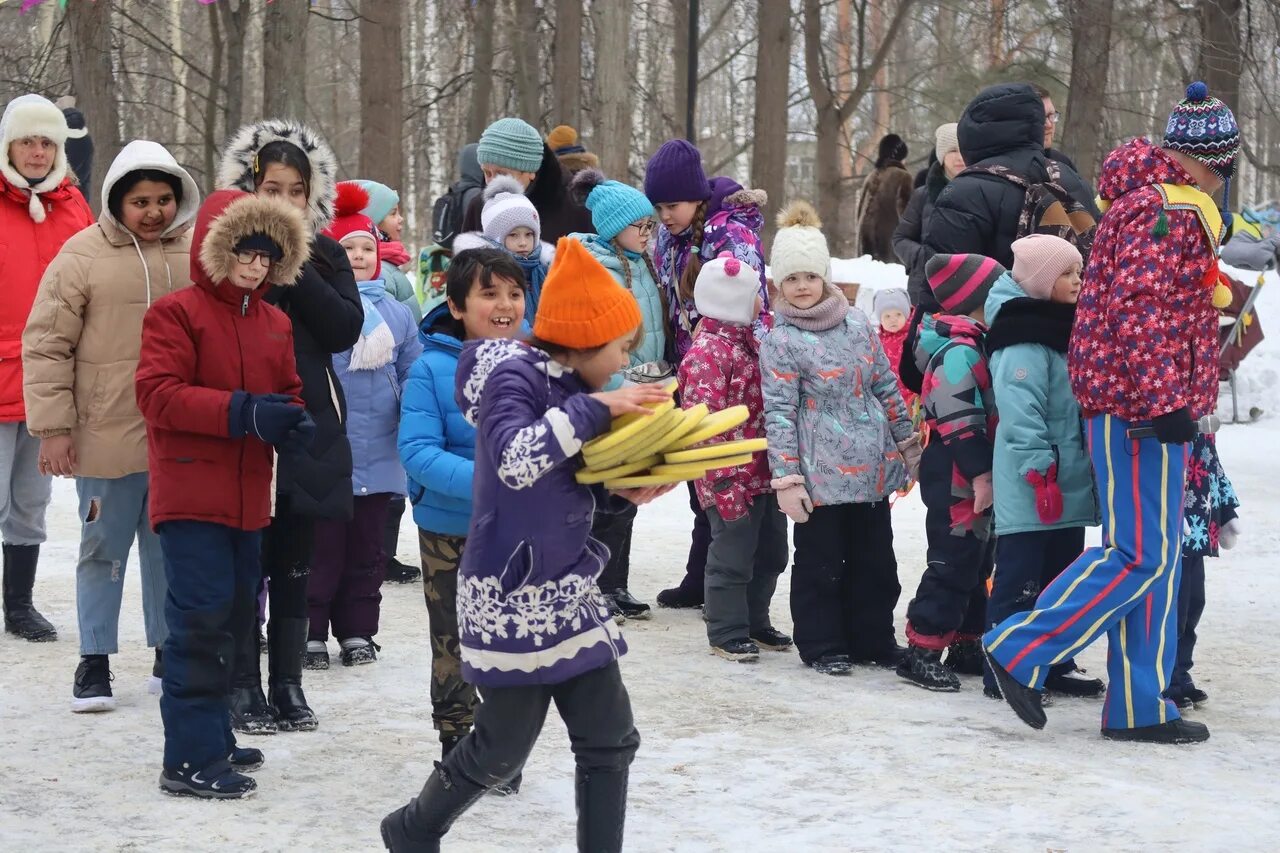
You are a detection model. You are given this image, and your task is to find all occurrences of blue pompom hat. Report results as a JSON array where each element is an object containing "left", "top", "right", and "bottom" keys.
[
  {"left": 571, "top": 169, "right": 656, "bottom": 242},
  {"left": 1163, "top": 81, "right": 1240, "bottom": 183}
]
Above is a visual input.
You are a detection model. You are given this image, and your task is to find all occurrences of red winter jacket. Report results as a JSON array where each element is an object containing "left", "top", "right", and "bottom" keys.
[
  {"left": 0, "top": 174, "right": 93, "bottom": 422},
  {"left": 136, "top": 189, "right": 307, "bottom": 531},
  {"left": 1068, "top": 138, "right": 1221, "bottom": 422}
]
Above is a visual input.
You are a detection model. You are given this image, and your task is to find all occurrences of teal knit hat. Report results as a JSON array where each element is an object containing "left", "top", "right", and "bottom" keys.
[
  {"left": 477, "top": 117, "right": 545, "bottom": 174},
  {"left": 570, "top": 169, "right": 656, "bottom": 242},
  {"left": 355, "top": 179, "right": 399, "bottom": 225}
]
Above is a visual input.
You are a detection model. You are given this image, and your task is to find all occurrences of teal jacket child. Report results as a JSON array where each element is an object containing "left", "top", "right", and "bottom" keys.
[{"left": 985, "top": 273, "right": 1099, "bottom": 535}]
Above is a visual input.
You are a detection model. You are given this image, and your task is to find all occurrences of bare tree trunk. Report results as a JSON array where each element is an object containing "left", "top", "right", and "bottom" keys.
[
  {"left": 593, "top": 0, "right": 632, "bottom": 177},
  {"left": 360, "top": 0, "right": 404, "bottom": 188},
  {"left": 1061, "top": 0, "right": 1114, "bottom": 188},
  {"left": 66, "top": 0, "right": 119, "bottom": 211},
  {"left": 169, "top": 1, "right": 187, "bottom": 151},
  {"left": 1195, "top": 0, "right": 1242, "bottom": 113},
  {"left": 510, "top": 0, "right": 541, "bottom": 122},
  {"left": 989, "top": 0, "right": 1006, "bottom": 70},
  {"left": 203, "top": 3, "right": 224, "bottom": 184},
  {"left": 553, "top": 0, "right": 583, "bottom": 127},
  {"left": 219, "top": 0, "right": 250, "bottom": 132},
  {"left": 467, "top": 1, "right": 497, "bottom": 141},
  {"left": 671, "top": 0, "right": 690, "bottom": 140},
  {"left": 264, "top": 0, "right": 308, "bottom": 120},
  {"left": 751, "top": 0, "right": 791, "bottom": 247}
]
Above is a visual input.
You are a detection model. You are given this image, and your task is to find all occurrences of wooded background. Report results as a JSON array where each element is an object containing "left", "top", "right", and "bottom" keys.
[{"left": 3, "top": 0, "right": 1277, "bottom": 254}]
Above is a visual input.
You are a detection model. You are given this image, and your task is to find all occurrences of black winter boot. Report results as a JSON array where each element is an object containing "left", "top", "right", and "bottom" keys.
[
  {"left": 3, "top": 544, "right": 57, "bottom": 642},
  {"left": 984, "top": 647, "right": 1047, "bottom": 730},
  {"left": 381, "top": 762, "right": 488, "bottom": 852},
  {"left": 231, "top": 617, "right": 277, "bottom": 735},
  {"left": 576, "top": 767, "right": 628, "bottom": 853},
  {"left": 1102, "top": 718, "right": 1209, "bottom": 744},
  {"left": 896, "top": 645, "right": 960, "bottom": 691},
  {"left": 943, "top": 638, "right": 985, "bottom": 676},
  {"left": 268, "top": 617, "right": 318, "bottom": 732}
]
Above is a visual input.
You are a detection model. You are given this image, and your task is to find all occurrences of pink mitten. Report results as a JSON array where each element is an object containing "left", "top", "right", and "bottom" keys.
[{"left": 1024, "top": 463, "right": 1064, "bottom": 524}]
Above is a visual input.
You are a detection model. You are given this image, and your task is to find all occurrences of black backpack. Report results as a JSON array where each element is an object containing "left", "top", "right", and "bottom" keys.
[
  {"left": 431, "top": 181, "right": 478, "bottom": 251},
  {"left": 964, "top": 161, "right": 1097, "bottom": 261}
]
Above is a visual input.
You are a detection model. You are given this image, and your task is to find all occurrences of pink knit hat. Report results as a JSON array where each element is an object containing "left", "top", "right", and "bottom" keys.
[{"left": 1011, "top": 234, "right": 1083, "bottom": 301}]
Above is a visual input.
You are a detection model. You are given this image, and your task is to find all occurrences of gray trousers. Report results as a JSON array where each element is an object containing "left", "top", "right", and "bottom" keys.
[
  {"left": 0, "top": 422, "right": 52, "bottom": 545},
  {"left": 704, "top": 493, "right": 787, "bottom": 646}
]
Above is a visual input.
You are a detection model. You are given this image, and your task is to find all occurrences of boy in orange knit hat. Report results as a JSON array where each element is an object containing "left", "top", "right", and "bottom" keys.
[{"left": 382, "top": 237, "right": 675, "bottom": 852}]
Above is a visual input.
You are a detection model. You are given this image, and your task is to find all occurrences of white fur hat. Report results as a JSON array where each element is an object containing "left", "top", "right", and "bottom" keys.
[
  {"left": 770, "top": 200, "right": 831, "bottom": 286},
  {"left": 0, "top": 93, "right": 87, "bottom": 222},
  {"left": 694, "top": 252, "right": 760, "bottom": 326},
  {"left": 481, "top": 175, "right": 540, "bottom": 245}
]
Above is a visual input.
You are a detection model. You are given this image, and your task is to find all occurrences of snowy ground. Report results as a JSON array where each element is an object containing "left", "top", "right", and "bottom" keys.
[{"left": 4, "top": 273, "right": 1280, "bottom": 852}]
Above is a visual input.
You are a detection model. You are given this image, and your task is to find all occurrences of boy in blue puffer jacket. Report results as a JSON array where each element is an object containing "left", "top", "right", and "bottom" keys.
[
  {"left": 984, "top": 234, "right": 1103, "bottom": 700},
  {"left": 398, "top": 248, "right": 528, "bottom": 760},
  {"left": 569, "top": 168, "right": 670, "bottom": 621}
]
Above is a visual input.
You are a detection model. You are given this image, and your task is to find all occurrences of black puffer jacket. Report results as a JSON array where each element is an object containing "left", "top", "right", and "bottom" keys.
[
  {"left": 265, "top": 234, "right": 363, "bottom": 520},
  {"left": 462, "top": 143, "right": 594, "bottom": 243},
  {"left": 893, "top": 161, "right": 951, "bottom": 310},
  {"left": 1046, "top": 147, "right": 1102, "bottom": 220},
  {"left": 925, "top": 84, "right": 1048, "bottom": 268}
]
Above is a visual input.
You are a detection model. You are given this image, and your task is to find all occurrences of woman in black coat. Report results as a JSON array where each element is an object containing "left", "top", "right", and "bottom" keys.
[
  {"left": 217, "top": 120, "right": 364, "bottom": 733},
  {"left": 460, "top": 141, "right": 594, "bottom": 243}
]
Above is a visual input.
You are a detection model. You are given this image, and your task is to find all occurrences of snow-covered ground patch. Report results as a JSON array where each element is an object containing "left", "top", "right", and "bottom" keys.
[{"left": 3, "top": 270, "right": 1280, "bottom": 851}]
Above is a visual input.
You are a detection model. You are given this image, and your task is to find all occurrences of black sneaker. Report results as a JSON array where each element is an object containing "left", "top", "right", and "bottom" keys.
[
  {"left": 711, "top": 638, "right": 760, "bottom": 663},
  {"left": 1185, "top": 687, "right": 1209, "bottom": 707},
  {"left": 656, "top": 586, "right": 703, "bottom": 609},
  {"left": 1167, "top": 693, "right": 1193, "bottom": 711},
  {"left": 339, "top": 637, "right": 380, "bottom": 666},
  {"left": 983, "top": 647, "right": 1047, "bottom": 730},
  {"left": 749, "top": 627, "right": 794, "bottom": 651},
  {"left": 896, "top": 645, "right": 960, "bottom": 692},
  {"left": 72, "top": 655, "right": 116, "bottom": 713},
  {"left": 159, "top": 760, "right": 257, "bottom": 799},
  {"left": 943, "top": 639, "right": 985, "bottom": 675},
  {"left": 148, "top": 648, "right": 163, "bottom": 696},
  {"left": 607, "top": 589, "right": 652, "bottom": 621},
  {"left": 1044, "top": 666, "right": 1106, "bottom": 698},
  {"left": 228, "top": 746, "right": 264, "bottom": 772},
  {"left": 385, "top": 557, "right": 422, "bottom": 585},
  {"left": 1102, "top": 718, "right": 1210, "bottom": 744},
  {"left": 810, "top": 654, "right": 853, "bottom": 676},
  {"left": 601, "top": 594, "right": 627, "bottom": 626},
  {"left": 304, "top": 641, "right": 330, "bottom": 671}
]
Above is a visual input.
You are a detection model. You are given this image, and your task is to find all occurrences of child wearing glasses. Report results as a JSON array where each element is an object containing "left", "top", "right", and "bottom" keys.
[{"left": 567, "top": 169, "right": 669, "bottom": 621}]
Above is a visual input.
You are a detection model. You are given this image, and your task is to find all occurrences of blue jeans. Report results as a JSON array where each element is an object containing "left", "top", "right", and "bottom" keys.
[
  {"left": 159, "top": 521, "right": 261, "bottom": 772},
  {"left": 75, "top": 473, "right": 167, "bottom": 655}
]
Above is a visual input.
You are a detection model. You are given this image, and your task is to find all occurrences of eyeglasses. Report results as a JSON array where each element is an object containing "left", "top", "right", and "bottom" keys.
[
  {"left": 1046, "top": 111, "right": 1061, "bottom": 126},
  {"left": 235, "top": 250, "right": 275, "bottom": 267},
  {"left": 630, "top": 220, "right": 657, "bottom": 236}
]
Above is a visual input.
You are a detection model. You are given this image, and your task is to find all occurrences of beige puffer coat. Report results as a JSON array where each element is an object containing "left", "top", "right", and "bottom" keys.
[{"left": 22, "top": 140, "right": 199, "bottom": 479}]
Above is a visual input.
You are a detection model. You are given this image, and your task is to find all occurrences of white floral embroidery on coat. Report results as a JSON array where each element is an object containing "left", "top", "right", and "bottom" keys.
[
  {"left": 497, "top": 420, "right": 556, "bottom": 489},
  {"left": 457, "top": 571, "right": 606, "bottom": 647},
  {"left": 462, "top": 339, "right": 526, "bottom": 425}
]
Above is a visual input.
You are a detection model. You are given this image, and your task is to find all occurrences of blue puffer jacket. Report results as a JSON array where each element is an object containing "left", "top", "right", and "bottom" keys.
[
  {"left": 333, "top": 288, "right": 423, "bottom": 498},
  {"left": 398, "top": 303, "right": 476, "bottom": 536},
  {"left": 571, "top": 233, "right": 668, "bottom": 391},
  {"left": 985, "top": 274, "right": 1099, "bottom": 535}
]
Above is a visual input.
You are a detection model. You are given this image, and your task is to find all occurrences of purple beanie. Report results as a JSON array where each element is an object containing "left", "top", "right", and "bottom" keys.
[{"left": 644, "top": 139, "right": 713, "bottom": 205}]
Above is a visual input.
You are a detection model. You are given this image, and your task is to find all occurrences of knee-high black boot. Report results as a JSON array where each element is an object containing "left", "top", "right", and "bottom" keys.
[
  {"left": 381, "top": 762, "right": 488, "bottom": 852},
  {"left": 576, "top": 767, "right": 628, "bottom": 853},
  {"left": 2, "top": 544, "right": 57, "bottom": 642},
  {"left": 230, "top": 611, "right": 277, "bottom": 735},
  {"left": 268, "top": 616, "right": 318, "bottom": 732}
]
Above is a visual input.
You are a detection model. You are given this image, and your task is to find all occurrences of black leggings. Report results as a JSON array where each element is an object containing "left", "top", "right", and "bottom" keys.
[{"left": 260, "top": 503, "right": 316, "bottom": 621}]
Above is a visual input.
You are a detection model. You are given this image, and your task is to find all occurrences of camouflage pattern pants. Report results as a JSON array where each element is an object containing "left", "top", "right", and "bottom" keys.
[{"left": 419, "top": 530, "right": 477, "bottom": 739}]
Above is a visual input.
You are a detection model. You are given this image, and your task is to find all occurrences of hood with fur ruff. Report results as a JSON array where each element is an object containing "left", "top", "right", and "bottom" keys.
[
  {"left": 194, "top": 189, "right": 309, "bottom": 290},
  {"left": 215, "top": 119, "right": 338, "bottom": 235}
]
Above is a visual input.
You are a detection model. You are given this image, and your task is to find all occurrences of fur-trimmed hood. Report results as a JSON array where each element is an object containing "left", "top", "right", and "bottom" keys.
[
  {"left": 1, "top": 93, "right": 87, "bottom": 221},
  {"left": 215, "top": 119, "right": 338, "bottom": 234},
  {"left": 194, "top": 189, "right": 309, "bottom": 292}
]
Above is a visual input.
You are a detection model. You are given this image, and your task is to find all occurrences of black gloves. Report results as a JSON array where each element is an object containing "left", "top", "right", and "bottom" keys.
[
  {"left": 281, "top": 411, "right": 317, "bottom": 452},
  {"left": 230, "top": 392, "right": 308, "bottom": 446},
  {"left": 1151, "top": 408, "right": 1197, "bottom": 445}
]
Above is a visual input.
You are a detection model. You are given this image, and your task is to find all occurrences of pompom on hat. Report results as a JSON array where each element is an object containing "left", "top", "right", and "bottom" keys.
[
  {"left": 322, "top": 182, "right": 379, "bottom": 247},
  {"left": 477, "top": 117, "right": 546, "bottom": 174},
  {"left": 481, "top": 175, "right": 541, "bottom": 244},
  {"left": 644, "top": 139, "right": 712, "bottom": 205},
  {"left": 547, "top": 124, "right": 600, "bottom": 173},
  {"left": 1164, "top": 81, "right": 1240, "bottom": 184},
  {"left": 1011, "top": 234, "right": 1082, "bottom": 301},
  {"left": 694, "top": 252, "right": 761, "bottom": 326},
  {"left": 533, "top": 237, "right": 642, "bottom": 349},
  {"left": 769, "top": 201, "right": 832, "bottom": 286},
  {"left": 571, "top": 168, "right": 656, "bottom": 242},
  {"left": 926, "top": 253, "right": 1006, "bottom": 316}
]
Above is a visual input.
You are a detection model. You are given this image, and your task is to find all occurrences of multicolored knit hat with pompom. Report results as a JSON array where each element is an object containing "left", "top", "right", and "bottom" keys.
[{"left": 1163, "top": 81, "right": 1239, "bottom": 183}]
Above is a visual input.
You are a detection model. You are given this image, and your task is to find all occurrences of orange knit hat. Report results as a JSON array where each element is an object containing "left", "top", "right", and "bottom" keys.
[{"left": 533, "top": 237, "right": 642, "bottom": 349}]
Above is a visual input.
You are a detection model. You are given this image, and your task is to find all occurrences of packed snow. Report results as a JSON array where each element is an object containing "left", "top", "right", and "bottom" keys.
[{"left": 3, "top": 272, "right": 1279, "bottom": 852}]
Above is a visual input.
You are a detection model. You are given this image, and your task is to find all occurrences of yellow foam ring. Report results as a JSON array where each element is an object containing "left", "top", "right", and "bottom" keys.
[
  {"left": 649, "top": 453, "right": 755, "bottom": 477},
  {"left": 583, "top": 407, "right": 682, "bottom": 469},
  {"left": 610, "top": 379, "right": 679, "bottom": 429},
  {"left": 582, "top": 399, "right": 676, "bottom": 457},
  {"left": 615, "top": 409, "right": 700, "bottom": 465},
  {"left": 662, "top": 405, "right": 750, "bottom": 451},
  {"left": 663, "top": 437, "right": 768, "bottom": 464},
  {"left": 649, "top": 403, "right": 710, "bottom": 454},
  {"left": 1212, "top": 282, "right": 1233, "bottom": 310},
  {"left": 575, "top": 455, "right": 662, "bottom": 485}
]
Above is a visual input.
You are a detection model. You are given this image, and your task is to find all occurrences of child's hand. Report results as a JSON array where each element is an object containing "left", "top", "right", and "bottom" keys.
[
  {"left": 591, "top": 385, "right": 671, "bottom": 418},
  {"left": 972, "top": 472, "right": 994, "bottom": 515},
  {"left": 612, "top": 483, "right": 679, "bottom": 506}
]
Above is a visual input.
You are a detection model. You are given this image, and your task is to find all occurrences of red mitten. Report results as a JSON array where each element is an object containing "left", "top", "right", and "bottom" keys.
[{"left": 1025, "top": 463, "right": 1064, "bottom": 524}]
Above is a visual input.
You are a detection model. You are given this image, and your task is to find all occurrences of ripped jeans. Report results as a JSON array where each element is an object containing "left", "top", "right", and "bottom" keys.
[{"left": 75, "top": 473, "right": 167, "bottom": 655}]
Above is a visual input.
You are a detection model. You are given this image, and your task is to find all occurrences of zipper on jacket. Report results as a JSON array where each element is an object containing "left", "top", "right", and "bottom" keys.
[{"left": 241, "top": 294, "right": 250, "bottom": 317}]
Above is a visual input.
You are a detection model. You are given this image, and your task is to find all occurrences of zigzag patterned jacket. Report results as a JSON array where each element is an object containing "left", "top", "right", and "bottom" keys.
[{"left": 452, "top": 338, "right": 627, "bottom": 687}]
